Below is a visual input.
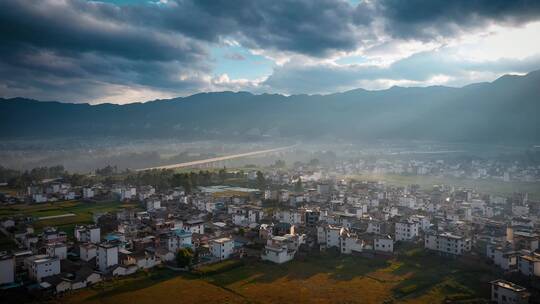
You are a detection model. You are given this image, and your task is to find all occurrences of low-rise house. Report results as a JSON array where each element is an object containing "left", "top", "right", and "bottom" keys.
[
  {"left": 43, "top": 275, "right": 72, "bottom": 294},
  {"left": 112, "top": 264, "right": 138, "bottom": 277},
  {"left": 133, "top": 250, "right": 159, "bottom": 269},
  {"left": 44, "top": 265, "right": 102, "bottom": 294},
  {"left": 155, "top": 248, "right": 175, "bottom": 263},
  {"left": 490, "top": 279, "right": 530, "bottom": 304}
]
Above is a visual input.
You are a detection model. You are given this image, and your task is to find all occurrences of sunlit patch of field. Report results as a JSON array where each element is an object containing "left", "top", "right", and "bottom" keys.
[{"left": 58, "top": 246, "right": 497, "bottom": 304}]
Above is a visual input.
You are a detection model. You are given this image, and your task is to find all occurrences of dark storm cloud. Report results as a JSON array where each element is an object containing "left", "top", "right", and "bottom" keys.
[
  {"left": 130, "top": 0, "right": 375, "bottom": 57},
  {"left": 0, "top": 0, "right": 376, "bottom": 101},
  {"left": 378, "top": 0, "right": 540, "bottom": 39},
  {"left": 1, "top": 0, "right": 540, "bottom": 101},
  {"left": 0, "top": 1, "right": 207, "bottom": 62}
]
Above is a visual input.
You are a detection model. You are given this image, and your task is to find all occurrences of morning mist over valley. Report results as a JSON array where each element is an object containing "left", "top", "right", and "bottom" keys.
[{"left": 1, "top": 1, "right": 540, "bottom": 304}]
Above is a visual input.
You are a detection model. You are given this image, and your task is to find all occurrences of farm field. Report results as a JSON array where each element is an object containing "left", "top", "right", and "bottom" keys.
[
  {"left": 58, "top": 245, "right": 498, "bottom": 304},
  {"left": 346, "top": 173, "right": 540, "bottom": 199},
  {"left": 0, "top": 200, "right": 139, "bottom": 237}
]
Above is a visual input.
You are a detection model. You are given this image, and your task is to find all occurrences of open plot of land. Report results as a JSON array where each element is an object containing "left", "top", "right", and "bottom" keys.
[
  {"left": 0, "top": 200, "right": 138, "bottom": 236},
  {"left": 347, "top": 173, "right": 540, "bottom": 199},
  {"left": 59, "top": 246, "right": 497, "bottom": 304}
]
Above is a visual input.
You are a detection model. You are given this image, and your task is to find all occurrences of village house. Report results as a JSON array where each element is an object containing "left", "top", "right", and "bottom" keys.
[
  {"left": 424, "top": 232, "right": 471, "bottom": 256},
  {"left": 210, "top": 237, "right": 234, "bottom": 261},
  {"left": 490, "top": 280, "right": 530, "bottom": 304}
]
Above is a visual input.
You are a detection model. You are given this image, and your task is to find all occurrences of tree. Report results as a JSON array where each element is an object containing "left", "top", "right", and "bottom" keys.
[
  {"left": 171, "top": 173, "right": 193, "bottom": 194},
  {"left": 308, "top": 158, "right": 320, "bottom": 167},
  {"left": 295, "top": 177, "right": 303, "bottom": 192},
  {"left": 273, "top": 159, "right": 286, "bottom": 168},
  {"left": 176, "top": 247, "right": 194, "bottom": 268},
  {"left": 218, "top": 167, "right": 227, "bottom": 183},
  {"left": 256, "top": 171, "right": 266, "bottom": 190}
]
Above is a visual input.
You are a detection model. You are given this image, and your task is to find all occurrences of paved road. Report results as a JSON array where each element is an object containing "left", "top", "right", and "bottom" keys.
[
  {"left": 137, "top": 145, "right": 296, "bottom": 171},
  {"left": 38, "top": 213, "right": 76, "bottom": 220}
]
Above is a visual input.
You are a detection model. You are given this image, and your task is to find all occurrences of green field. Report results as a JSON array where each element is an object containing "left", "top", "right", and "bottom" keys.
[
  {"left": 347, "top": 173, "right": 540, "bottom": 199},
  {"left": 0, "top": 200, "right": 139, "bottom": 237},
  {"left": 58, "top": 245, "right": 497, "bottom": 304}
]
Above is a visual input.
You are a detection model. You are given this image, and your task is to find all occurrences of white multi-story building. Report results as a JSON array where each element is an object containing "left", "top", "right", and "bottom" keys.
[
  {"left": 75, "top": 225, "right": 101, "bottom": 244},
  {"left": 232, "top": 214, "right": 248, "bottom": 227},
  {"left": 28, "top": 256, "right": 60, "bottom": 282},
  {"left": 410, "top": 215, "right": 431, "bottom": 231},
  {"left": 210, "top": 237, "right": 234, "bottom": 260},
  {"left": 146, "top": 200, "right": 161, "bottom": 211},
  {"left": 261, "top": 235, "right": 299, "bottom": 264},
  {"left": 33, "top": 193, "right": 48, "bottom": 203},
  {"left": 318, "top": 224, "right": 369, "bottom": 254},
  {"left": 490, "top": 280, "right": 530, "bottom": 304},
  {"left": 490, "top": 246, "right": 518, "bottom": 271},
  {"left": 424, "top": 232, "right": 471, "bottom": 256},
  {"left": 247, "top": 208, "right": 265, "bottom": 224},
  {"left": 164, "top": 229, "right": 192, "bottom": 252},
  {"left": 339, "top": 233, "right": 364, "bottom": 254},
  {"left": 367, "top": 221, "right": 382, "bottom": 234},
  {"left": 395, "top": 221, "right": 419, "bottom": 242},
  {"left": 275, "top": 210, "right": 303, "bottom": 225},
  {"left": 317, "top": 225, "right": 342, "bottom": 249},
  {"left": 46, "top": 243, "right": 67, "bottom": 260},
  {"left": 80, "top": 243, "right": 97, "bottom": 262},
  {"left": 512, "top": 204, "right": 529, "bottom": 217},
  {"left": 374, "top": 235, "right": 394, "bottom": 253},
  {"left": 82, "top": 187, "right": 95, "bottom": 199},
  {"left": 517, "top": 253, "right": 540, "bottom": 277},
  {"left": 182, "top": 220, "right": 205, "bottom": 234},
  {"left": 97, "top": 243, "right": 119, "bottom": 272},
  {"left": 0, "top": 254, "right": 15, "bottom": 285},
  {"left": 114, "top": 187, "right": 136, "bottom": 201}
]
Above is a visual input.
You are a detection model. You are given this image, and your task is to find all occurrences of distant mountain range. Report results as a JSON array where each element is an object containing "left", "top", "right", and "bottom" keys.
[{"left": 1, "top": 70, "right": 539, "bottom": 143}]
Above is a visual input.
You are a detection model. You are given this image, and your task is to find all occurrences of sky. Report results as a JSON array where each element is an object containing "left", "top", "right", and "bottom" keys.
[{"left": 1, "top": 0, "right": 540, "bottom": 104}]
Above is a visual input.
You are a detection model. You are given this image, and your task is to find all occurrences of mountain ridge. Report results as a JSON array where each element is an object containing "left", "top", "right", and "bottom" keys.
[{"left": 1, "top": 70, "right": 539, "bottom": 143}]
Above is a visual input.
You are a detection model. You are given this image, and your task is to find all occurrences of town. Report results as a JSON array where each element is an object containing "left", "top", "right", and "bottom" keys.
[{"left": 0, "top": 160, "right": 538, "bottom": 304}]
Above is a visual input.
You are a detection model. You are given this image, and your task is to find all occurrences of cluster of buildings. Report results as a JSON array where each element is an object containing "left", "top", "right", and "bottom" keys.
[
  {"left": 1, "top": 167, "right": 540, "bottom": 303},
  {"left": 331, "top": 158, "right": 540, "bottom": 182}
]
